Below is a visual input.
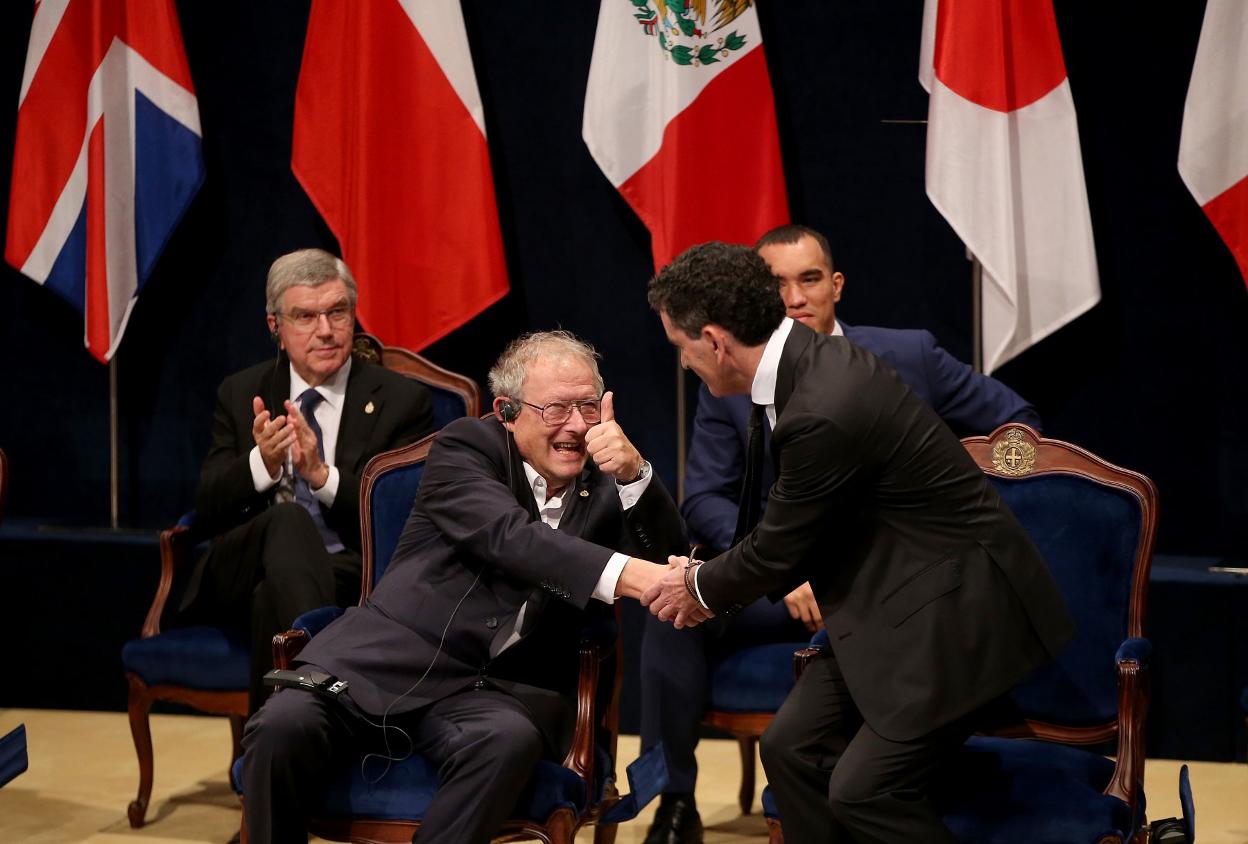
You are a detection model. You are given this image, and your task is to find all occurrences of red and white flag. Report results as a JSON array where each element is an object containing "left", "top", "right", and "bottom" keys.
[
  {"left": 1179, "top": 0, "right": 1248, "bottom": 288},
  {"left": 921, "top": 0, "right": 1100, "bottom": 373},
  {"left": 293, "top": 0, "right": 508, "bottom": 351},
  {"left": 583, "top": 0, "right": 788, "bottom": 269}
]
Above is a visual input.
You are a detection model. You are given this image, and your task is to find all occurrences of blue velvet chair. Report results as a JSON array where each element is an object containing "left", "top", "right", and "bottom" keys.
[
  {"left": 120, "top": 339, "right": 479, "bottom": 828},
  {"left": 237, "top": 432, "right": 627, "bottom": 844},
  {"left": 762, "top": 424, "right": 1159, "bottom": 844},
  {"left": 703, "top": 637, "right": 808, "bottom": 814}
]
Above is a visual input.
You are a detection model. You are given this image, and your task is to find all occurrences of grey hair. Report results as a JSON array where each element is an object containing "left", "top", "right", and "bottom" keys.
[
  {"left": 488, "top": 330, "right": 604, "bottom": 402},
  {"left": 265, "top": 248, "right": 358, "bottom": 315}
]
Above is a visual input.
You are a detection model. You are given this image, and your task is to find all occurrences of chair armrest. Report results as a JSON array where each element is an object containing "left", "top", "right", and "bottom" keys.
[
  {"left": 1105, "top": 636, "right": 1150, "bottom": 813},
  {"left": 272, "top": 629, "right": 310, "bottom": 671},
  {"left": 793, "top": 646, "right": 824, "bottom": 681},
  {"left": 561, "top": 638, "right": 602, "bottom": 801},
  {"left": 270, "top": 606, "right": 346, "bottom": 670},
  {"left": 141, "top": 517, "right": 199, "bottom": 638}
]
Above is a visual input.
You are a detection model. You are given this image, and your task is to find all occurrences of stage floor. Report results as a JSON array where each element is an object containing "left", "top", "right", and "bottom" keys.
[{"left": 0, "top": 708, "right": 1243, "bottom": 843}]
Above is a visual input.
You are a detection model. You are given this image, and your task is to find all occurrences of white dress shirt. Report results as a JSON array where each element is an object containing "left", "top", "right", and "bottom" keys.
[{"left": 248, "top": 357, "right": 352, "bottom": 505}]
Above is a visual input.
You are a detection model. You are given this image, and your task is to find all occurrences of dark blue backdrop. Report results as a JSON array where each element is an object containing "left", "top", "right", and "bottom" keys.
[{"left": 2, "top": 1, "right": 1246, "bottom": 558}]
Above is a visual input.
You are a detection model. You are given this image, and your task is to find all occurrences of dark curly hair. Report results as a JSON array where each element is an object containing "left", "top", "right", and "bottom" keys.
[{"left": 647, "top": 242, "right": 785, "bottom": 346}]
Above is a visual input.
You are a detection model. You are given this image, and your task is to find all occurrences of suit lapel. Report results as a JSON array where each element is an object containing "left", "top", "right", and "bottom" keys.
[
  {"left": 336, "top": 360, "right": 385, "bottom": 473},
  {"left": 557, "top": 466, "right": 600, "bottom": 540},
  {"left": 774, "top": 321, "right": 817, "bottom": 420}
]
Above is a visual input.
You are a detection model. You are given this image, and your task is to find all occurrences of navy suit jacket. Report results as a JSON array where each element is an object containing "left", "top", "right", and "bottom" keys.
[
  {"left": 297, "top": 416, "right": 685, "bottom": 754},
  {"left": 682, "top": 323, "right": 1041, "bottom": 551}
]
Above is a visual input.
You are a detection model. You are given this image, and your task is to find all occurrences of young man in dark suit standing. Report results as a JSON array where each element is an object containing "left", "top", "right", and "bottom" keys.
[
  {"left": 242, "top": 331, "right": 685, "bottom": 844},
  {"left": 180, "top": 248, "right": 434, "bottom": 712},
  {"left": 644, "top": 242, "right": 1073, "bottom": 843}
]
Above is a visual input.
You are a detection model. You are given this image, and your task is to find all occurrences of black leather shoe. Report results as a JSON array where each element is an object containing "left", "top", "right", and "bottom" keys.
[{"left": 643, "top": 795, "right": 703, "bottom": 844}]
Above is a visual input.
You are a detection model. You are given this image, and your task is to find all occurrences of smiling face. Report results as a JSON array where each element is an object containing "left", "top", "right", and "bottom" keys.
[
  {"left": 758, "top": 234, "right": 844, "bottom": 335},
  {"left": 507, "top": 354, "right": 600, "bottom": 491},
  {"left": 267, "top": 279, "right": 354, "bottom": 387}
]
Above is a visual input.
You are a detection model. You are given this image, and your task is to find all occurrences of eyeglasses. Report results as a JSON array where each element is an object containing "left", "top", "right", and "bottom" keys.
[
  {"left": 278, "top": 304, "right": 354, "bottom": 332},
  {"left": 519, "top": 398, "right": 602, "bottom": 425}
]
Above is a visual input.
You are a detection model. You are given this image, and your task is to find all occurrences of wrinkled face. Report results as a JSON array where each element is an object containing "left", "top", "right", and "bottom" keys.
[
  {"left": 758, "top": 235, "right": 844, "bottom": 335},
  {"left": 268, "top": 279, "right": 354, "bottom": 387},
  {"left": 507, "top": 355, "right": 599, "bottom": 491},
  {"left": 660, "top": 310, "right": 733, "bottom": 397}
]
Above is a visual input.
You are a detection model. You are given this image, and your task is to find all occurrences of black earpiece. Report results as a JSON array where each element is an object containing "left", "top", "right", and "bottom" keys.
[{"left": 499, "top": 399, "right": 520, "bottom": 422}]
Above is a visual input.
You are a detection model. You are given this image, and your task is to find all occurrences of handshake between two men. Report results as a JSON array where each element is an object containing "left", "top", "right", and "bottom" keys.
[{"left": 589, "top": 395, "right": 715, "bottom": 629}]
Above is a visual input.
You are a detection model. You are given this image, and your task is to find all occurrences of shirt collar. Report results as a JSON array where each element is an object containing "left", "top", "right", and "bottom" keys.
[
  {"left": 289, "top": 356, "right": 352, "bottom": 411},
  {"left": 522, "top": 461, "right": 568, "bottom": 509},
  {"left": 750, "top": 317, "right": 794, "bottom": 408},
  {"left": 830, "top": 319, "right": 844, "bottom": 337}
]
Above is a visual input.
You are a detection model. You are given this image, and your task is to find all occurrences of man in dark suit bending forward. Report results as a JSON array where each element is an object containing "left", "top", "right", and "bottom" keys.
[{"left": 643, "top": 242, "right": 1074, "bottom": 843}]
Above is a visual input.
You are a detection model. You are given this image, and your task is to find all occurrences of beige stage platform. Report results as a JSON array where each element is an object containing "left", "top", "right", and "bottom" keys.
[{"left": 0, "top": 708, "right": 1242, "bottom": 843}]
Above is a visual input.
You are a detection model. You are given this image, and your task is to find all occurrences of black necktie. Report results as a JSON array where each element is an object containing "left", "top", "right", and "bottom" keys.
[
  {"left": 294, "top": 388, "right": 344, "bottom": 553},
  {"left": 733, "top": 403, "right": 766, "bottom": 546}
]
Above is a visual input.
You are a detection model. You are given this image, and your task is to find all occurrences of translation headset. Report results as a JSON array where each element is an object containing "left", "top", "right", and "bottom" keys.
[{"left": 498, "top": 398, "right": 520, "bottom": 422}]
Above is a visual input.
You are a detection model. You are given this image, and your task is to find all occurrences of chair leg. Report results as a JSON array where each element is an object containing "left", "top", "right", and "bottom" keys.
[
  {"left": 737, "top": 735, "right": 757, "bottom": 815},
  {"left": 125, "top": 675, "right": 155, "bottom": 828},
  {"left": 229, "top": 714, "right": 246, "bottom": 764},
  {"left": 593, "top": 821, "right": 619, "bottom": 844},
  {"left": 544, "top": 808, "right": 577, "bottom": 844}
]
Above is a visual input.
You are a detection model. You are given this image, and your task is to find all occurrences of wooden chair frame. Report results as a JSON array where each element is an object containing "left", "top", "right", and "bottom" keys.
[{"left": 352, "top": 332, "right": 481, "bottom": 419}]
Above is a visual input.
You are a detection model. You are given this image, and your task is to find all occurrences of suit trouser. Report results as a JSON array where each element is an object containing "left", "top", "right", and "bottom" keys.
[
  {"left": 759, "top": 651, "right": 972, "bottom": 844},
  {"left": 183, "top": 503, "right": 361, "bottom": 712},
  {"left": 639, "top": 595, "right": 810, "bottom": 792},
  {"left": 242, "top": 680, "right": 546, "bottom": 844}
]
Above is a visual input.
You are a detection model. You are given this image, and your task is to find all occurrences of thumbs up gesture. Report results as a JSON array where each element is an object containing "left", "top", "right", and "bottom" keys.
[{"left": 585, "top": 391, "right": 644, "bottom": 483}]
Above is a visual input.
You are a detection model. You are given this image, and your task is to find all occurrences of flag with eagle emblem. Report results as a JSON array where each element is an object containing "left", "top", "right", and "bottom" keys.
[{"left": 583, "top": 0, "right": 789, "bottom": 269}]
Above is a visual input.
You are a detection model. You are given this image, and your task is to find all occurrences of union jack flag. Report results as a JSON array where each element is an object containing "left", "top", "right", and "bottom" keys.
[{"left": 5, "top": 0, "right": 204, "bottom": 363}]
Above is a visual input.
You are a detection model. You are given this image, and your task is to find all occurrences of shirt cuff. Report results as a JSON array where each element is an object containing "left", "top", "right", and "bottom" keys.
[
  {"left": 249, "top": 446, "right": 281, "bottom": 493},
  {"left": 691, "top": 563, "right": 710, "bottom": 609},
  {"left": 591, "top": 552, "right": 629, "bottom": 604},
  {"left": 616, "top": 461, "right": 653, "bottom": 510},
  {"left": 312, "top": 466, "right": 339, "bottom": 506}
]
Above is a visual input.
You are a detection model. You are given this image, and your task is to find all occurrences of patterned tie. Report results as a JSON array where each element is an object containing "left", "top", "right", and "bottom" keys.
[
  {"left": 733, "top": 403, "right": 766, "bottom": 546},
  {"left": 294, "top": 388, "right": 344, "bottom": 553}
]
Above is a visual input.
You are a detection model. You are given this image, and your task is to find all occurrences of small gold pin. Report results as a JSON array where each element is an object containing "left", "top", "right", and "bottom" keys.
[
  {"left": 579, "top": 489, "right": 590, "bottom": 498},
  {"left": 364, "top": 401, "right": 375, "bottom": 415}
]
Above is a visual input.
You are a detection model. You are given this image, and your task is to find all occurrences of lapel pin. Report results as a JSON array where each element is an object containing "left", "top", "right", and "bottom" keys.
[
  {"left": 364, "top": 401, "right": 375, "bottom": 415},
  {"left": 579, "top": 489, "right": 590, "bottom": 498}
]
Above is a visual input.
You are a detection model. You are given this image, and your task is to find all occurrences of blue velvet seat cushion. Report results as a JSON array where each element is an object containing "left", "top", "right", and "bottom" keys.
[
  {"left": 762, "top": 737, "right": 1133, "bottom": 843},
  {"left": 709, "top": 641, "right": 808, "bottom": 712},
  {"left": 291, "top": 605, "right": 345, "bottom": 638},
  {"left": 233, "top": 744, "right": 612, "bottom": 823},
  {"left": 761, "top": 782, "right": 780, "bottom": 819},
  {"left": 121, "top": 626, "right": 249, "bottom": 689},
  {"left": 936, "top": 736, "right": 1133, "bottom": 843}
]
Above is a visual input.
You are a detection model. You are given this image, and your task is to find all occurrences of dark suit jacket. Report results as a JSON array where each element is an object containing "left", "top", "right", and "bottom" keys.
[
  {"left": 194, "top": 355, "right": 434, "bottom": 552},
  {"left": 297, "top": 416, "right": 685, "bottom": 752},
  {"left": 697, "top": 323, "right": 1074, "bottom": 742},
  {"left": 682, "top": 323, "right": 1041, "bottom": 551}
]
